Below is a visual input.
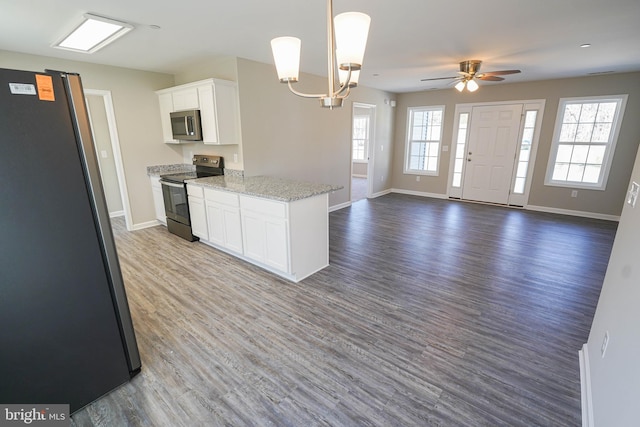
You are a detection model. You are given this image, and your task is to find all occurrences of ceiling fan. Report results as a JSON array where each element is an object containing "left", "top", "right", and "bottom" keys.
[{"left": 421, "top": 60, "right": 521, "bottom": 92}]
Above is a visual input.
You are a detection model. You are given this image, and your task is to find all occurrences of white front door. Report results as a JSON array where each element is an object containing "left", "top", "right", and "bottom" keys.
[{"left": 462, "top": 104, "right": 523, "bottom": 204}]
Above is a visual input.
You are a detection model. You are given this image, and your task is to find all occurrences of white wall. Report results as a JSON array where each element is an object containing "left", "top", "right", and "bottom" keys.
[{"left": 584, "top": 144, "right": 640, "bottom": 425}]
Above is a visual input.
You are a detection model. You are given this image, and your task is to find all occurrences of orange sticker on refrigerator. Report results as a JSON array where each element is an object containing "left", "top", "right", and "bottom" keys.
[{"left": 35, "top": 74, "right": 55, "bottom": 101}]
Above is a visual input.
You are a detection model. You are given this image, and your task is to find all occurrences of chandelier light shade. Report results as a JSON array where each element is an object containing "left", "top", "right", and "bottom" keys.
[
  {"left": 271, "top": 37, "right": 302, "bottom": 82},
  {"left": 466, "top": 79, "right": 479, "bottom": 92},
  {"left": 339, "top": 68, "right": 360, "bottom": 87},
  {"left": 455, "top": 80, "right": 466, "bottom": 92},
  {"left": 270, "top": 0, "right": 371, "bottom": 109},
  {"left": 334, "top": 12, "right": 371, "bottom": 68}
]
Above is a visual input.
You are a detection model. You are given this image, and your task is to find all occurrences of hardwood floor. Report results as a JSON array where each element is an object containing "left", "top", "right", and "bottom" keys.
[
  {"left": 71, "top": 194, "right": 617, "bottom": 426},
  {"left": 351, "top": 177, "right": 367, "bottom": 202}
]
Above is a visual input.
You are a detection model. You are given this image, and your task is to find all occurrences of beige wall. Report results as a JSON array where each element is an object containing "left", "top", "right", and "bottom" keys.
[
  {"left": 393, "top": 72, "right": 640, "bottom": 216},
  {"left": 0, "top": 50, "right": 177, "bottom": 226},
  {"left": 86, "top": 95, "right": 123, "bottom": 214},
  {"left": 352, "top": 162, "right": 368, "bottom": 177},
  {"left": 586, "top": 144, "right": 640, "bottom": 424},
  {"left": 170, "top": 56, "right": 244, "bottom": 171},
  {"left": 171, "top": 56, "right": 396, "bottom": 207},
  {"left": 236, "top": 58, "right": 395, "bottom": 207}
]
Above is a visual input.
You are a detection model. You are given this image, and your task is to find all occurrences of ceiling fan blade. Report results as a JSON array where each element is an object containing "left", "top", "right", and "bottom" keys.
[
  {"left": 476, "top": 75, "right": 504, "bottom": 81},
  {"left": 420, "top": 76, "right": 458, "bottom": 81},
  {"left": 478, "top": 69, "right": 521, "bottom": 76}
]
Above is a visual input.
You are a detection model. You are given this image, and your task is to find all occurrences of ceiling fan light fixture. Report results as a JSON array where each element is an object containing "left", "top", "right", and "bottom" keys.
[
  {"left": 466, "top": 79, "right": 479, "bottom": 92},
  {"left": 455, "top": 80, "right": 466, "bottom": 92}
]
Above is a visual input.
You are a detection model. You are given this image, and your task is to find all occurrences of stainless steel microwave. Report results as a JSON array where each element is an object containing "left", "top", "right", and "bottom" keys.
[{"left": 170, "top": 109, "right": 202, "bottom": 141}]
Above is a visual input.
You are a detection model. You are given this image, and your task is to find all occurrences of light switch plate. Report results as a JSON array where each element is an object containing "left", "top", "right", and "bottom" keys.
[{"left": 627, "top": 181, "right": 639, "bottom": 207}]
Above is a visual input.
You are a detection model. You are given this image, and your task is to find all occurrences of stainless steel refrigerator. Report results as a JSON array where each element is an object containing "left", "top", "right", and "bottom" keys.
[{"left": 0, "top": 68, "right": 141, "bottom": 413}]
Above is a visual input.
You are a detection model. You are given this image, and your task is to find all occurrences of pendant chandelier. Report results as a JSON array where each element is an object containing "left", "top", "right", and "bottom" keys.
[{"left": 270, "top": 0, "right": 371, "bottom": 109}]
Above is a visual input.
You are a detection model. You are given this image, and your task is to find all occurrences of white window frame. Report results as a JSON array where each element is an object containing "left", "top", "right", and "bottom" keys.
[
  {"left": 545, "top": 95, "right": 628, "bottom": 190},
  {"left": 404, "top": 105, "right": 445, "bottom": 176}
]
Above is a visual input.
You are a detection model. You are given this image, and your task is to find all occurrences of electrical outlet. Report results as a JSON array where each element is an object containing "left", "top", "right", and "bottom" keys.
[
  {"left": 416, "top": 176, "right": 420, "bottom": 182},
  {"left": 601, "top": 331, "right": 609, "bottom": 358},
  {"left": 571, "top": 190, "right": 578, "bottom": 198},
  {"left": 233, "top": 153, "right": 238, "bottom": 163},
  {"left": 442, "top": 145, "right": 449, "bottom": 152}
]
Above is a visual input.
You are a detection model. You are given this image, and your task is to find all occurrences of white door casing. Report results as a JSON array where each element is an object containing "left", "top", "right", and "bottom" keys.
[
  {"left": 351, "top": 102, "right": 376, "bottom": 202},
  {"left": 462, "top": 104, "right": 524, "bottom": 204},
  {"left": 84, "top": 89, "right": 132, "bottom": 230}
]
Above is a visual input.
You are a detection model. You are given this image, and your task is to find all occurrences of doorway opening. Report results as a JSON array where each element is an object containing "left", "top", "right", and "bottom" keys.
[
  {"left": 85, "top": 90, "right": 132, "bottom": 230},
  {"left": 351, "top": 103, "right": 376, "bottom": 203}
]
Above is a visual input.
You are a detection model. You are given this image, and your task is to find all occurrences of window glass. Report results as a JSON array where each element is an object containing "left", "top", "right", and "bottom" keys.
[
  {"left": 451, "top": 112, "right": 469, "bottom": 187},
  {"left": 352, "top": 116, "right": 369, "bottom": 161},
  {"left": 546, "top": 96, "right": 627, "bottom": 189},
  {"left": 404, "top": 106, "right": 445, "bottom": 175},
  {"left": 512, "top": 110, "right": 538, "bottom": 194}
]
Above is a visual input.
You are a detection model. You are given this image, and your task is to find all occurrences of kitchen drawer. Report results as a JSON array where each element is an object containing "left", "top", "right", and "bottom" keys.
[
  {"left": 205, "top": 188, "right": 239, "bottom": 207},
  {"left": 240, "top": 195, "right": 287, "bottom": 218},
  {"left": 187, "top": 184, "right": 204, "bottom": 198}
]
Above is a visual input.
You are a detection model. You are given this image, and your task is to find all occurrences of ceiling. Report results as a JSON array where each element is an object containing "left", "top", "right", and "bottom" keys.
[{"left": 1, "top": 0, "right": 639, "bottom": 93}]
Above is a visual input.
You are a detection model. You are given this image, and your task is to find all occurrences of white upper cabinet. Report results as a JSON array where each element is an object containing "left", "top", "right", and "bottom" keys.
[
  {"left": 157, "top": 93, "right": 177, "bottom": 144},
  {"left": 171, "top": 87, "right": 199, "bottom": 111},
  {"left": 155, "top": 79, "right": 241, "bottom": 145}
]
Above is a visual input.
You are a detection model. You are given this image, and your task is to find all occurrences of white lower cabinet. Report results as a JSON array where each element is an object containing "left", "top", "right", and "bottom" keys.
[
  {"left": 186, "top": 184, "right": 329, "bottom": 282},
  {"left": 205, "top": 189, "right": 243, "bottom": 254},
  {"left": 240, "top": 197, "right": 289, "bottom": 272},
  {"left": 189, "top": 197, "right": 208, "bottom": 239},
  {"left": 187, "top": 185, "right": 208, "bottom": 239},
  {"left": 149, "top": 176, "right": 167, "bottom": 225}
]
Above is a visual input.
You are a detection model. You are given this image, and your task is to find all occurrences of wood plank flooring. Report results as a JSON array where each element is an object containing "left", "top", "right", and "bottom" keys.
[{"left": 71, "top": 194, "right": 617, "bottom": 426}]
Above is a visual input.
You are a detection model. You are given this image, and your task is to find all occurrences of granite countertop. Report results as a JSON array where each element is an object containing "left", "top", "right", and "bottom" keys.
[
  {"left": 187, "top": 175, "right": 342, "bottom": 202},
  {"left": 147, "top": 164, "right": 195, "bottom": 176}
]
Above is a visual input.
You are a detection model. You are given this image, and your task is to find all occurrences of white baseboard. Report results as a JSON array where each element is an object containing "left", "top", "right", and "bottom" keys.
[
  {"left": 382, "top": 191, "right": 620, "bottom": 221},
  {"left": 579, "top": 344, "right": 594, "bottom": 427},
  {"left": 527, "top": 205, "right": 620, "bottom": 222},
  {"left": 371, "top": 188, "right": 393, "bottom": 198},
  {"left": 109, "top": 210, "right": 125, "bottom": 218},
  {"left": 390, "top": 188, "right": 448, "bottom": 199},
  {"left": 131, "top": 220, "right": 163, "bottom": 230},
  {"left": 330, "top": 201, "right": 352, "bottom": 212},
  {"left": 351, "top": 174, "right": 367, "bottom": 178}
]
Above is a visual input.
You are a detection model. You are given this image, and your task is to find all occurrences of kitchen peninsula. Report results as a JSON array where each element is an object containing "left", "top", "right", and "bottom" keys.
[{"left": 163, "top": 171, "right": 340, "bottom": 282}]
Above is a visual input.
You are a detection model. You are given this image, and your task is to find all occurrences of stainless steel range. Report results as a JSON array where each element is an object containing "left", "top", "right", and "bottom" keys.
[{"left": 160, "top": 155, "right": 223, "bottom": 241}]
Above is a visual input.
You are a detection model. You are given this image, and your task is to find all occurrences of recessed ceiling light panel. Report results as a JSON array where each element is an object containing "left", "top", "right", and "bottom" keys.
[{"left": 53, "top": 13, "right": 133, "bottom": 54}]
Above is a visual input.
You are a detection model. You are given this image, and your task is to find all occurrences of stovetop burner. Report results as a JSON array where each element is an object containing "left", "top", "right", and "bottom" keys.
[{"left": 160, "top": 155, "right": 224, "bottom": 183}]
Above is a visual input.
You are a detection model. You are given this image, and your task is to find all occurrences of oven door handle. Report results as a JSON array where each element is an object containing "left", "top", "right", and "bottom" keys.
[{"left": 160, "top": 180, "right": 185, "bottom": 188}]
